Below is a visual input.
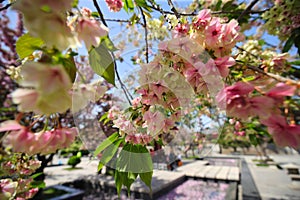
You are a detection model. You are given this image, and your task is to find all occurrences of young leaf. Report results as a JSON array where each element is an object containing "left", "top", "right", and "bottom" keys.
[
  {"left": 135, "top": 0, "right": 152, "bottom": 12},
  {"left": 289, "top": 60, "right": 300, "bottom": 66},
  {"left": 99, "top": 112, "right": 108, "bottom": 122},
  {"left": 114, "top": 170, "right": 138, "bottom": 196},
  {"left": 283, "top": 35, "right": 295, "bottom": 53},
  {"left": 98, "top": 162, "right": 104, "bottom": 172},
  {"left": 61, "top": 56, "right": 77, "bottom": 83},
  {"left": 89, "top": 44, "right": 115, "bottom": 85},
  {"left": 100, "top": 139, "right": 123, "bottom": 165},
  {"left": 139, "top": 171, "right": 153, "bottom": 192},
  {"left": 16, "top": 33, "right": 44, "bottom": 59},
  {"left": 114, "top": 170, "right": 124, "bottom": 195},
  {"left": 116, "top": 143, "right": 153, "bottom": 173},
  {"left": 101, "top": 36, "right": 118, "bottom": 52},
  {"left": 94, "top": 132, "right": 119, "bottom": 156},
  {"left": 123, "top": 0, "right": 135, "bottom": 13}
]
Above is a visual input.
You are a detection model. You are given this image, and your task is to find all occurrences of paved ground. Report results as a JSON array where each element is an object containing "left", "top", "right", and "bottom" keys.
[{"left": 44, "top": 153, "right": 300, "bottom": 200}]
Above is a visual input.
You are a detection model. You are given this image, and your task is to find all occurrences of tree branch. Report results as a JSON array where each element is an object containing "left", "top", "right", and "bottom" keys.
[
  {"left": 237, "top": 61, "right": 299, "bottom": 86},
  {"left": 147, "top": 3, "right": 266, "bottom": 17},
  {"left": 92, "top": 0, "right": 108, "bottom": 27},
  {"left": 138, "top": 6, "right": 149, "bottom": 63},
  {"left": 237, "top": 0, "right": 260, "bottom": 21},
  {"left": 167, "top": 0, "right": 180, "bottom": 19},
  {"left": 0, "top": 3, "right": 12, "bottom": 12},
  {"left": 104, "top": 18, "right": 145, "bottom": 26}
]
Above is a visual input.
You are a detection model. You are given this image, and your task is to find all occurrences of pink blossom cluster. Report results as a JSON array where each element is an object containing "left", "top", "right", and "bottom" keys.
[
  {"left": 0, "top": 121, "right": 77, "bottom": 155},
  {"left": 0, "top": 178, "right": 38, "bottom": 200},
  {"left": 157, "top": 37, "right": 229, "bottom": 94},
  {"left": 173, "top": 9, "right": 244, "bottom": 57},
  {"left": 261, "top": 115, "right": 300, "bottom": 148},
  {"left": 191, "top": 9, "right": 244, "bottom": 57},
  {"left": 217, "top": 81, "right": 299, "bottom": 147},
  {"left": 216, "top": 81, "right": 275, "bottom": 119},
  {"left": 2, "top": 160, "right": 41, "bottom": 176},
  {"left": 125, "top": 134, "right": 152, "bottom": 145},
  {"left": 75, "top": 8, "right": 109, "bottom": 49},
  {"left": 105, "top": 0, "right": 124, "bottom": 12},
  {"left": 11, "top": 62, "right": 72, "bottom": 115}
]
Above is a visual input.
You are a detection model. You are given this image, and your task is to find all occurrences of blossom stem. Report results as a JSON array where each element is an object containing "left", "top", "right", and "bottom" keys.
[
  {"left": 237, "top": 0, "right": 260, "bottom": 22},
  {"left": 167, "top": 0, "right": 180, "bottom": 19},
  {"left": 0, "top": 3, "right": 12, "bottom": 12},
  {"left": 237, "top": 60, "right": 300, "bottom": 86},
  {"left": 92, "top": 0, "right": 108, "bottom": 27},
  {"left": 138, "top": 6, "right": 149, "bottom": 63}
]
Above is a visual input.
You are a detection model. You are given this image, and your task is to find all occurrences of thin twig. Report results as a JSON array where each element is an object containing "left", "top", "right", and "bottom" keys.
[
  {"left": 167, "top": 0, "right": 180, "bottom": 19},
  {"left": 237, "top": 0, "right": 260, "bottom": 21},
  {"left": 237, "top": 61, "right": 300, "bottom": 86},
  {"left": 0, "top": 3, "right": 12, "bottom": 12},
  {"left": 92, "top": 0, "right": 108, "bottom": 27},
  {"left": 138, "top": 6, "right": 149, "bottom": 63},
  {"left": 147, "top": 3, "right": 266, "bottom": 17},
  {"left": 235, "top": 45, "right": 261, "bottom": 60},
  {"left": 104, "top": 18, "right": 145, "bottom": 26}
]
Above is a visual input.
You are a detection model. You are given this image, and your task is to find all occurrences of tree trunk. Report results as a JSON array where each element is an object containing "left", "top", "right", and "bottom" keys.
[{"left": 34, "top": 154, "right": 55, "bottom": 181}]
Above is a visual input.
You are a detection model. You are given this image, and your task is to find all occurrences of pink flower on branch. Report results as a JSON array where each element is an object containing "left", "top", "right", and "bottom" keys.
[
  {"left": 193, "top": 9, "right": 211, "bottom": 29},
  {"left": 214, "top": 56, "right": 236, "bottom": 77},
  {"left": 266, "top": 82, "right": 296, "bottom": 102},
  {"left": 11, "top": 62, "right": 72, "bottom": 115},
  {"left": 105, "top": 0, "right": 124, "bottom": 12},
  {"left": 76, "top": 18, "right": 108, "bottom": 49},
  {"left": 261, "top": 115, "right": 300, "bottom": 148},
  {"left": 0, "top": 121, "right": 77, "bottom": 155}
]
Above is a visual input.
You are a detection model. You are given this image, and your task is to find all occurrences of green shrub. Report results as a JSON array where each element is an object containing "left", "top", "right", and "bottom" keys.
[{"left": 67, "top": 156, "right": 81, "bottom": 168}]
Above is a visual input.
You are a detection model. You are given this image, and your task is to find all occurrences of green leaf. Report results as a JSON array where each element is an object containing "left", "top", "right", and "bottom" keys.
[
  {"left": 135, "top": 0, "right": 152, "bottom": 12},
  {"left": 116, "top": 143, "right": 153, "bottom": 173},
  {"left": 114, "top": 170, "right": 138, "bottom": 196},
  {"left": 139, "top": 171, "right": 153, "bottom": 192},
  {"left": 30, "top": 180, "right": 46, "bottom": 189},
  {"left": 100, "top": 36, "right": 118, "bottom": 52},
  {"left": 16, "top": 33, "right": 44, "bottom": 59},
  {"left": 289, "top": 60, "right": 300, "bottom": 66},
  {"left": 30, "top": 172, "right": 44, "bottom": 179},
  {"left": 98, "top": 162, "right": 104, "bottom": 172},
  {"left": 72, "top": 0, "right": 79, "bottom": 7},
  {"left": 114, "top": 170, "right": 124, "bottom": 195},
  {"left": 61, "top": 56, "right": 77, "bottom": 82},
  {"left": 215, "top": 0, "right": 222, "bottom": 10},
  {"left": 249, "top": 134, "right": 258, "bottom": 146},
  {"left": 99, "top": 112, "right": 108, "bottom": 122},
  {"left": 89, "top": 43, "right": 115, "bottom": 85},
  {"left": 222, "top": 0, "right": 236, "bottom": 11},
  {"left": 100, "top": 139, "right": 123, "bottom": 165},
  {"left": 283, "top": 35, "right": 295, "bottom": 53},
  {"left": 94, "top": 132, "right": 119, "bottom": 156},
  {"left": 123, "top": 0, "right": 135, "bottom": 13},
  {"left": 91, "top": 11, "right": 100, "bottom": 18}
]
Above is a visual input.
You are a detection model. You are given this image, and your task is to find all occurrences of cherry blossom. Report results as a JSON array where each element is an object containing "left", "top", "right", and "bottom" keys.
[
  {"left": 261, "top": 115, "right": 300, "bottom": 148},
  {"left": 76, "top": 17, "right": 108, "bottom": 49},
  {"left": 12, "top": 62, "right": 72, "bottom": 115},
  {"left": 193, "top": 9, "right": 211, "bottom": 29},
  {"left": 214, "top": 56, "right": 236, "bottom": 77},
  {"left": 266, "top": 82, "right": 296, "bottom": 102},
  {"left": 105, "top": 0, "right": 124, "bottom": 12},
  {"left": 0, "top": 121, "right": 77, "bottom": 155},
  {"left": 13, "top": 0, "right": 79, "bottom": 50}
]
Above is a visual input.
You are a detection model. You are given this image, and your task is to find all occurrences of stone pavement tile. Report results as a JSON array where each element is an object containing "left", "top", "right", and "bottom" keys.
[{"left": 243, "top": 155, "right": 300, "bottom": 200}]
